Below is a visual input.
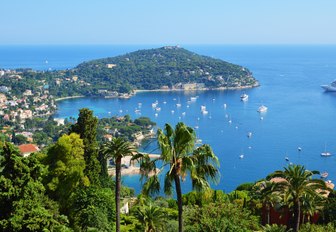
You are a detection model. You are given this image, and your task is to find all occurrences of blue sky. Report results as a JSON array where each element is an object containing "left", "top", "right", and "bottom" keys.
[{"left": 1, "top": 0, "right": 336, "bottom": 45}]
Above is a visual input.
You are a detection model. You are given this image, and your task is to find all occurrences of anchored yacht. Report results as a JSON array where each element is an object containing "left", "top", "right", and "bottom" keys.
[{"left": 321, "top": 80, "right": 336, "bottom": 92}]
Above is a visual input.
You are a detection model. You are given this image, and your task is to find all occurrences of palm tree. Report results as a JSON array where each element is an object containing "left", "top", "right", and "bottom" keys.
[
  {"left": 134, "top": 122, "right": 219, "bottom": 232},
  {"left": 301, "top": 192, "right": 325, "bottom": 223},
  {"left": 267, "top": 164, "right": 328, "bottom": 232},
  {"left": 135, "top": 200, "right": 167, "bottom": 232},
  {"left": 101, "top": 137, "right": 136, "bottom": 232},
  {"left": 254, "top": 181, "right": 281, "bottom": 225}
]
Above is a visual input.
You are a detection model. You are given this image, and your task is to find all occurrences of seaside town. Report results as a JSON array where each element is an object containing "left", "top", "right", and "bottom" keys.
[{"left": 0, "top": 68, "right": 158, "bottom": 157}]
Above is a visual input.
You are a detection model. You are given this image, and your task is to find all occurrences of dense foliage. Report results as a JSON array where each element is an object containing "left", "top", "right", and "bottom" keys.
[{"left": 0, "top": 143, "right": 70, "bottom": 231}]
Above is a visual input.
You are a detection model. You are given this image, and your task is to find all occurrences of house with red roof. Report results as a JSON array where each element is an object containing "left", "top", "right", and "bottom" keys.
[{"left": 18, "top": 144, "right": 40, "bottom": 157}]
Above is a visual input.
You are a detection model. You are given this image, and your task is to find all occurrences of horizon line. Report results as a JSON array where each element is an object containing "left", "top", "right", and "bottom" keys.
[{"left": 1, "top": 43, "right": 336, "bottom": 46}]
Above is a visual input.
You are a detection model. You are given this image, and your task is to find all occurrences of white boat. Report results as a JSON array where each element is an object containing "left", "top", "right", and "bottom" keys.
[
  {"left": 298, "top": 147, "right": 302, "bottom": 151},
  {"left": 154, "top": 113, "right": 158, "bottom": 117},
  {"left": 321, "top": 143, "right": 332, "bottom": 157},
  {"left": 152, "top": 102, "right": 158, "bottom": 108},
  {"left": 240, "top": 93, "right": 249, "bottom": 101},
  {"left": 321, "top": 172, "right": 329, "bottom": 178},
  {"left": 202, "top": 110, "right": 208, "bottom": 115},
  {"left": 247, "top": 132, "right": 252, "bottom": 138},
  {"left": 257, "top": 105, "right": 268, "bottom": 113},
  {"left": 182, "top": 112, "right": 186, "bottom": 116},
  {"left": 321, "top": 152, "right": 332, "bottom": 157},
  {"left": 155, "top": 107, "right": 161, "bottom": 111},
  {"left": 285, "top": 157, "right": 289, "bottom": 161},
  {"left": 200, "top": 105, "right": 206, "bottom": 111},
  {"left": 239, "top": 154, "right": 244, "bottom": 159},
  {"left": 135, "top": 109, "right": 141, "bottom": 113},
  {"left": 190, "top": 97, "right": 197, "bottom": 101},
  {"left": 176, "top": 103, "right": 182, "bottom": 108},
  {"left": 321, "top": 80, "right": 336, "bottom": 92}
]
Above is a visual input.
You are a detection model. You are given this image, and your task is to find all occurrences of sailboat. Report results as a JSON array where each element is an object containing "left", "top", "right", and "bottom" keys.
[{"left": 321, "top": 143, "right": 332, "bottom": 157}]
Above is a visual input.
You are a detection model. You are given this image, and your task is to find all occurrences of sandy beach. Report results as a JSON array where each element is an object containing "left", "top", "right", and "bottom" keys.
[
  {"left": 107, "top": 154, "right": 160, "bottom": 176},
  {"left": 55, "top": 95, "right": 85, "bottom": 102},
  {"left": 108, "top": 166, "right": 160, "bottom": 176}
]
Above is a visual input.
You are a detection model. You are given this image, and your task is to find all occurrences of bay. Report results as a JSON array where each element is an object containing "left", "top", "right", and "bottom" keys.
[{"left": 2, "top": 45, "right": 336, "bottom": 194}]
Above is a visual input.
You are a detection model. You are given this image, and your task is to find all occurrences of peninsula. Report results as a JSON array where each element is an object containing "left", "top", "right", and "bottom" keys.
[{"left": 75, "top": 46, "right": 258, "bottom": 96}]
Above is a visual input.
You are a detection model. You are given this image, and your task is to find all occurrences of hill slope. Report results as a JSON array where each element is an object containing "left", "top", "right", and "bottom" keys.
[{"left": 74, "top": 46, "right": 258, "bottom": 92}]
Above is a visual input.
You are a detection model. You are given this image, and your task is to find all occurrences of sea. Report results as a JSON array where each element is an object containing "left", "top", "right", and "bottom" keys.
[{"left": 1, "top": 44, "right": 336, "bottom": 194}]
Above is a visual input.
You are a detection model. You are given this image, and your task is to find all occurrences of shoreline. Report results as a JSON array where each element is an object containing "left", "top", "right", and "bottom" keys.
[
  {"left": 134, "top": 83, "right": 260, "bottom": 94},
  {"left": 53, "top": 83, "right": 259, "bottom": 103},
  {"left": 108, "top": 166, "right": 160, "bottom": 177},
  {"left": 54, "top": 95, "right": 85, "bottom": 102}
]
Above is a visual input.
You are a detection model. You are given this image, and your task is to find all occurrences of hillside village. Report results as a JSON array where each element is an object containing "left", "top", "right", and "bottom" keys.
[{"left": 0, "top": 69, "right": 157, "bottom": 155}]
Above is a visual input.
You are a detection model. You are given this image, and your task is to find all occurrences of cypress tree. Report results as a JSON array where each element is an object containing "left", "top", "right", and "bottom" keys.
[{"left": 69, "top": 108, "right": 101, "bottom": 186}]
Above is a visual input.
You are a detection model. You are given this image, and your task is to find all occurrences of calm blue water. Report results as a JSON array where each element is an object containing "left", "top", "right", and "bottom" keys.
[{"left": 2, "top": 45, "right": 336, "bottom": 194}]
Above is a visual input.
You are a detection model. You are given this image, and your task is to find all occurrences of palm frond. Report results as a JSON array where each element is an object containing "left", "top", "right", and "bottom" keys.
[
  {"left": 139, "top": 155, "right": 157, "bottom": 180},
  {"left": 191, "top": 175, "right": 210, "bottom": 192},
  {"left": 142, "top": 174, "right": 160, "bottom": 196},
  {"left": 163, "top": 172, "right": 174, "bottom": 196},
  {"left": 101, "top": 137, "right": 135, "bottom": 161}
]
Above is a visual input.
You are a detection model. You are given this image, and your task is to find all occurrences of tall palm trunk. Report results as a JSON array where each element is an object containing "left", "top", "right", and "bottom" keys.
[
  {"left": 293, "top": 200, "right": 301, "bottom": 232},
  {"left": 266, "top": 204, "right": 270, "bottom": 225},
  {"left": 115, "top": 157, "right": 121, "bottom": 232},
  {"left": 174, "top": 173, "right": 183, "bottom": 232}
]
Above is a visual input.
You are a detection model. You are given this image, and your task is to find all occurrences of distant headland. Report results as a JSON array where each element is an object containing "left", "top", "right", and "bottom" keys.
[{"left": 74, "top": 46, "right": 259, "bottom": 98}]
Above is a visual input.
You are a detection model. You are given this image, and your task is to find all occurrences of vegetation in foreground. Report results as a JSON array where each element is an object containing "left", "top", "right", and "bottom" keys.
[{"left": 1, "top": 108, "right": 336, "bottom": 232}]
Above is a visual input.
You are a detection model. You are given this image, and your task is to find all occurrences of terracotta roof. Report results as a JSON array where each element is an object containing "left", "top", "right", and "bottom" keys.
[{"left": 18, "top": 144, "right": 39, "bottom": 154}]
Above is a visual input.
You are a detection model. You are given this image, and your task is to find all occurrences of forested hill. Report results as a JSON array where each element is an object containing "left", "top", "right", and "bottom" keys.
[{"left": 74, "top": 46, "right": 258, "bottom": 92}]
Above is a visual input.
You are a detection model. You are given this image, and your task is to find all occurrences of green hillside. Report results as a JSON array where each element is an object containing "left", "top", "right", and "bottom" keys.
[{"left": 74, "top": 46, "right": 258, "bottom": 92}]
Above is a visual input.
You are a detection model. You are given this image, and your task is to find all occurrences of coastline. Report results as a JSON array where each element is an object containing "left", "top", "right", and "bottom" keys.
[
  {"left": 53, "top": 83, "right": 259, "bottom": 103},
  {"left": 134, "top": 83, "right": 260, "bottom": 94},
  {"left": 54, "top": 95, "right": 85, "bottom": 102},
  {"left": 108, "top": 166, "right": 160, "bottom": 177}
]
